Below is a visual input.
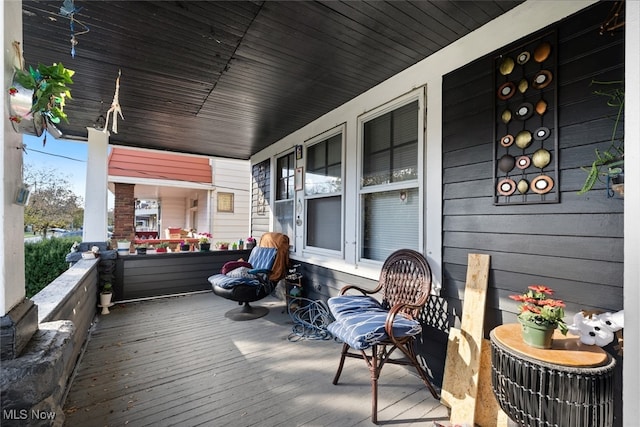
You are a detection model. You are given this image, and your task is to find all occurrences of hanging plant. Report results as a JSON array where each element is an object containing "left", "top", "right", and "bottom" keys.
[
  {"left": 578, "top": 80, "right": 624, "bottom": 195},
  {"left": 7, "top": 41, "right": 75, "bottom": 138},
  {"left": 12, "top": 62, "right": 75, "bottom": 125}
]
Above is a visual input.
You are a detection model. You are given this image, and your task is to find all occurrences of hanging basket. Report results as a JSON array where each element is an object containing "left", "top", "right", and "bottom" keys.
[
  {"left": 8, "top": 73, "right": 64, "bottom": 138},
  {"left": 7, "top": 74, "right": 44, "bottom": 136},
  {"left": 519, "top": 317, "right": 556, "bottom": 349}
]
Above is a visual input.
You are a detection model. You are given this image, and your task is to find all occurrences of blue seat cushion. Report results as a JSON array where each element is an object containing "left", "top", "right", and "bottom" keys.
[
  {"left": 209, "top": 273, "right": 261, "bottom": 289},
  {"left": 327, "top": 295, "right": 383, "bottom": 318},
  {"left": 327, "top": 296, "right": 422, "bottom": 350}
]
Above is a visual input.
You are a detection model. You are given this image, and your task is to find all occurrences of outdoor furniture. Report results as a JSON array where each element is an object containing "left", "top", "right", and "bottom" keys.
[
  {"left": 327, "top": 249, "right": 440, "bottom": 424},
  {"left": 208, "top": 232, "right": 290, "bottom": 320},
  {"left": 490, "top": 324, "right": 616, "bottom": 427}
]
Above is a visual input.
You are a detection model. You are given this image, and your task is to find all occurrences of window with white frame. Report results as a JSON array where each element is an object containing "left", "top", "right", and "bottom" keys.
[
  {"left": 274, "top": 152, "right": 295, "bottom": 240},
  {"left": 360, "top": 100, "right": 420, "bottom": 261},
  {"left": 305, "top": 130, "right": 343, "bottom": 251}
]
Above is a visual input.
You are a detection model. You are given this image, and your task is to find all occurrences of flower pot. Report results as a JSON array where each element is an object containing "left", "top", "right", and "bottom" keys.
[
  {"left": 8, "top": 74, "right": 45, "bottom": 136},
  {"left": 136, "top": 247, "right": 147, "bottom": 255},
  {"left": 245, "top": 242, "right": 256, "bottom": 250},
  {"left": 180, "top": 244, "right": 191, "bottom": 252},
  {"left": 199, "top": 243, "right": 211, "bottom": 251},
  {"left": 156, "top": 247, "right": 167, "bottom": 253},
  {"left": 519, "top": 318, "right": 555, "bottom": 349},
  {"left": 117, "top": 241, "right": 131, "bottom": 253},
  {"left": 99, "top": 292, "right": 113, "bottom": 315}
]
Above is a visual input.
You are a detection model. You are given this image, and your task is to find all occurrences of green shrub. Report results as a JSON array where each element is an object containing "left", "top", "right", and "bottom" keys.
[{"left": 25, "top": 237, "right": 81, "bottom": 297}]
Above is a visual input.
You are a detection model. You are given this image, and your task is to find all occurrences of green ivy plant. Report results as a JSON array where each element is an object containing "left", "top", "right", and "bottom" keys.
[
  {"left": 578, "top": 80, "right": 624, "bottom": 194},
  {"left": 13, "top": 62, "right": 74, "bottom": 125}
]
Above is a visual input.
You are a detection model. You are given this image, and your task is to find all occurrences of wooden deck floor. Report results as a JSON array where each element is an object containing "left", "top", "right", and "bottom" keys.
[{"left": 63, "top": 293, "right": 449, "bottom": 426}]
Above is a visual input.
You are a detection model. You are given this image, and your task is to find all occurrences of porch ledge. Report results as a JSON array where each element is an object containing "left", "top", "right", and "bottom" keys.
[{"left": 31, "top": 259, "right": 98, "bottom": 324}]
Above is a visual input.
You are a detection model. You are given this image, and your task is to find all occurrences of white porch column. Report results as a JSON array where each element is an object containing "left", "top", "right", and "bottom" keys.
[
  {"left": 1, "top": 0, "right": 26, "bottom": 315},
  {"left": 624, "top": 0, "right": 640, "bottom": 423},
  {"left": 83, "top": 127, "right": 109, "bottom": 241}
]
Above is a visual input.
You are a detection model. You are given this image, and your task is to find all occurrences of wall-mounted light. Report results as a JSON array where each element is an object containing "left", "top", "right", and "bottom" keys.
[{"left": 399, "top": 190, "right": 407, "bottom": 203}]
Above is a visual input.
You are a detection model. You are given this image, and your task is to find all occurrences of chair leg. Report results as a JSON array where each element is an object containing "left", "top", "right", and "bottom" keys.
[
  {"left": 332, "top": 342, "right": 350, "bottom": 385},
  {"left": 399, "top": 342, "right": 440, "bottom": 400},
  {"left": 370, "top": 344, "right": 380, "bottom": 424}
]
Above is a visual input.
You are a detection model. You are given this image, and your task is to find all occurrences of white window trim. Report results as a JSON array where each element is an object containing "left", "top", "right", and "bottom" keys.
[
  {"left": 356, "top": 88, "right": 425, "bottom": 265},
  {"left": 301, "top": 124, "right": 346, "bottom": 258},
  {"left": 272, "top": 149, "right": 296, "bottom": 249}
]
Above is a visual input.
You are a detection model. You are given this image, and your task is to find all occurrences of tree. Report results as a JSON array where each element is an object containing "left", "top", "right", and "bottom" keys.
[{"left": 23, "top": 165, "right": 84, "bottom": 237}]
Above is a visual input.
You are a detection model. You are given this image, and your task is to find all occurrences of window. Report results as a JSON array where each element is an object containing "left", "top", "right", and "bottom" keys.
[
  {"left": 274, "top": 152, "right": 295, "bottom": 238},
  {"left": 360, "top": 100, "right": 420, "bottom": 261},
  {"left": 217, "top": 192, "right": 234, "bottom": 212},
  {"left": 305, "top": 131, "right": 343, "bottom": 251}
]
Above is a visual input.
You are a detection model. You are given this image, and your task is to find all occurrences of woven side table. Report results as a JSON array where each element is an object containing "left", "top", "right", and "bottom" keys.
[{"left": 490, "top": 324, "right": 615, "bottom": 427}]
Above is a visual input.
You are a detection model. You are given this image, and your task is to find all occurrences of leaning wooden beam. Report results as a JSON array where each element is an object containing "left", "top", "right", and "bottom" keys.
[{"left": 440, "top": 253, "right": 505, "bottom": 425}]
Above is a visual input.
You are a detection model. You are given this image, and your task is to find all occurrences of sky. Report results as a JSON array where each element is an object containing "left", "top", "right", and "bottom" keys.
[{"left": 22, "top": 133, "right": 114, "bottom": 209}]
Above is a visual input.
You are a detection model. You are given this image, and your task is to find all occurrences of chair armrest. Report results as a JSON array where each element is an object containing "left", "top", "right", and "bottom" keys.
[
  {"left": 248, "top": 268, "right": 270, "bottom": 275},
  {"left": 339, "top": 284, "right": 378, "bottom": 296},
  {"left": 385, "top": 303, "right": 422, "bottom": 342}
]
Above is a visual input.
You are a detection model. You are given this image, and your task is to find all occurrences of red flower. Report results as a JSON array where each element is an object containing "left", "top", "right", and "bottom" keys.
[
  {"left": 538, "top": 298, "right": 565, "bottom": 308},
  {"left": 8, "top": 87, "right": 18, "bottom": 96},
  {"left": 528, "top": 285, "right": 554, "bottom": 295},
  {"left": 521, "top": 305, "right": 541, "bottom": 314},
  {"left": 9, "top": 115, "right": 21, "bottom": 123}
]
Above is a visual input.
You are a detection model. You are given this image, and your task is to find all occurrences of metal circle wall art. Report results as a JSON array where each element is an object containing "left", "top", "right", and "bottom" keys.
[
  {"left": 532, "top": 70, "right": 553, "bottom": 89},
  {"left": 497, "top": 178, "right": 516, "bottom": 196},
  {"left": 514, "top": 103, "right": 534, "bottom": 120},
  {"left": 500, "top": 134, "right": 514, "bottom": 147},
  {"left": 516, "top": 155, "right": 531, "bottom": 169},
  {"left": 533, "top": 127, "right": 550, "bottom": 141},
  {"left": 516, "top": 51, "right": 530, "bottom": 65},
  {"left": 530, "top": 175, "right": 554, "bottom": 194},
  {"left": 498, "top": 82, "right": 516, "bottom": 100},
  {"left": 494, "top": 33, "right": 558, "bottom": 205}
]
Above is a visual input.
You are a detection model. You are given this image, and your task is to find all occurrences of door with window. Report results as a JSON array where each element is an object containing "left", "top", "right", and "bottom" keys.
[{"left": 274, "top": 152, "right": 295, "bottom": 242}]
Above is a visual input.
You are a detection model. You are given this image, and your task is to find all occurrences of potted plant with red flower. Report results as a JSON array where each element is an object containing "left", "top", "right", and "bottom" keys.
[
  {"left": 245, "top": 236, "right": 256, "bottom": 250},
  {"left": 509, "top": 285, "right": 568, "bottom": 348}
]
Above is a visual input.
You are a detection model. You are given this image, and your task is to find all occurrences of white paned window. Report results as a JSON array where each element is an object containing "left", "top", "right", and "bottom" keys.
[
  {"left": 360, "top": 100, "right": 420, "bottom": 261},
  {"left": 274, "top": 152, "right": 295, "bottom": 239},
  {"left": 305, "top": 130, "right": 343, "bottom": 252}
]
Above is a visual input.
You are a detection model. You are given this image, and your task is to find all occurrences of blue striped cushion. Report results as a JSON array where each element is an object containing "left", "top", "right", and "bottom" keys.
[
  {"left": 327, "top": 296, "right": 422, "bottom": 350},
  {"left": 209, "top": 273, "right": 261, "bottom": 289}
]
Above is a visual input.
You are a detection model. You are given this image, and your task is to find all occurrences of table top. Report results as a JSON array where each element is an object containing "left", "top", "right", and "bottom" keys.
[{"left": 491, "top": 323, "right": 609, "bottom": 368}]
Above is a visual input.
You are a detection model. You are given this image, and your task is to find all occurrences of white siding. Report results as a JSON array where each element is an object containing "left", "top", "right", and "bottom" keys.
[
  {"left": 211, "top": 158, "right": 250, "bottom": 243},
  {"left": 159, "top": 197, "right": 187, "bottom": 236}
]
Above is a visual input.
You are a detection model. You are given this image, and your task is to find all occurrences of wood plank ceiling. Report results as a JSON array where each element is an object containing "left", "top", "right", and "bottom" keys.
[{"left": 20, "top": 1, "right": 522, "bottom": 160}]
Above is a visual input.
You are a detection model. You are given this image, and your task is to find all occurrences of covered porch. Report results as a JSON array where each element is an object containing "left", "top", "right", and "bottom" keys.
[
  {"left": 2, "top": 1, "right": 639, "bottom": 426},
  {"left": 62, "top": 293, "right": 449, "bottom": 426}
]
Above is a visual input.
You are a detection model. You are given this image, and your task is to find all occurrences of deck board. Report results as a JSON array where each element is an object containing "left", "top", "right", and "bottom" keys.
[{"left": 63, "top": 293, "right": 449, "bottom": 426}]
